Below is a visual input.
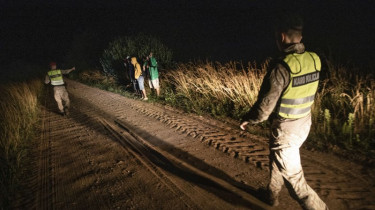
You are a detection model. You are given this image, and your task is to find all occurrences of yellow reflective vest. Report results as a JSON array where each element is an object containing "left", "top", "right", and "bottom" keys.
[
  {"left": 278, "top": 51, "right": 321, "bottom": 119},
  {"left": 47, "top": 70, "right": 64, "bottom": 86}
]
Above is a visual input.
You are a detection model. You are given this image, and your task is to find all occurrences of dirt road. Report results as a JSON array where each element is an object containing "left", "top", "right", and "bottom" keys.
[{"left": 17, "top": 80, "right": 375, "bottom": 209}]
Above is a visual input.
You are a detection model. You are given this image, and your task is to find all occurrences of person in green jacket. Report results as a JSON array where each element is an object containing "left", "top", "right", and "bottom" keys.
[
  {"left": 240, "top": 14, "right": 328, "bottom": 209},
  {"left": 147, "top": 52, "right": 160, "bottom": 97}
]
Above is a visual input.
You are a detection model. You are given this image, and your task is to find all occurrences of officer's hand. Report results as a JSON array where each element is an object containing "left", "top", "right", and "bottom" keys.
[
  {"left": 72, "top": 67, "right": 76, "bottom": 71},
  {"left": 240, "top": 121, "right": 249, "bottom": 130}
]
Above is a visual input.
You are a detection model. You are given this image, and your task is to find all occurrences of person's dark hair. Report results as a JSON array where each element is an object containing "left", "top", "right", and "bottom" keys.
[{"left": 274, "top": 12, "right": 303, "bottom": 38}]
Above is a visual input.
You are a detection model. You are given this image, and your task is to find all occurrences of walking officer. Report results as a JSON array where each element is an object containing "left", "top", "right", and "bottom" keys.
[
  {"left": 45, "top": 62, "right": 75, "bottom": 116},
  {"left": 240, "top": 14, "right": 328, "bottom": 210}
]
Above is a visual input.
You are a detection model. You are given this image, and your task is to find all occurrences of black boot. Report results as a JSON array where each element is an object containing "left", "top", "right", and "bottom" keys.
[
  {"left": 256, "top": 188, "right": 279, "bottom": 207},
  {"left": 267, "top": 189, "right": 279, "bottom": 207},
  {"left": 64, "top": 107, "right": 69, "bottom": 116}
]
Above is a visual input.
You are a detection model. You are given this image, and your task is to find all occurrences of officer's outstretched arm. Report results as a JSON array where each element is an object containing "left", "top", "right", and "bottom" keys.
[{"left": 61, "top": 67, "right": 76, "bottom": 74}]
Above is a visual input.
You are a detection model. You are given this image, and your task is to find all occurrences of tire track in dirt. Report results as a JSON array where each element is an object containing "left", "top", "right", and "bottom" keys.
[
  {"left": 36, "top": 98, "right": 54, "bottom": 210},
  {"left": 66, "top": 79, "right": 375, "bottom": 210},
  {"left": 102, "top": 118, "right": 268, "bottom": 210},
  {"left": 125, "top": 100, "right": 375, "bottom": 209},
  {"left": 98, "top": 119, "right": 201, "bottom": 209},
  {"left": 37, "top": 84, "right": 270, "bottom": 209},
  {"left": 39, "top": 96, "right": 110, "bottom": 209},
  {"left": 71, "top": 91, "right": 269, "bottom": 209},
  {"left": 117, "top": 103, "right": 271, "bottom": 169}
]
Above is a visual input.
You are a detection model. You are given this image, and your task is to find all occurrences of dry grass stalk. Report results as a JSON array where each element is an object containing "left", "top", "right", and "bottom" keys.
[
  {"left": 164, "top": 61, "right": 267, "bottom": 107},
  {"left": 0, "top": 79, "right": 42, "bottom": 202},
  {"left": 163, "top": 59, "right": 373, "bottom": 152}
]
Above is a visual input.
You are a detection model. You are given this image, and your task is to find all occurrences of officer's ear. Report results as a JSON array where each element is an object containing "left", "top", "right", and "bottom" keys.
[
  {"left": 275, "top": 32, "right": 284, "bottom": 50},
  {"left": 281, "top": 32, "right": 287, "bottom": 43}
]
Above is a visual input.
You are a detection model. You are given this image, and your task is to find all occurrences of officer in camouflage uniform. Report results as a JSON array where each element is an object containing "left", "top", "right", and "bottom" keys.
[
  {"left": 45, "top": 62, "right": 75, "bottom": 116},
  {"left": 240, "top": 14, "right": 328, "bottom": 210}
]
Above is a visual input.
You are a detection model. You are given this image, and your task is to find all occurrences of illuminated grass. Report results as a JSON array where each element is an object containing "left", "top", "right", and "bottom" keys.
[
  {"left": 162, "top": 61, "right": 266, "bottom": 118},
  {"left": 0, "top": 79, "right": 42, "bottom": 208},
  {"left": 311, "top": 62, "right": 375, "bottom": 156},
  {"left": 77, "top": 60, "right": 375, "bottom": 160},
  {"left": 161, "top": 60, "right": 374, "bottom": 159}
]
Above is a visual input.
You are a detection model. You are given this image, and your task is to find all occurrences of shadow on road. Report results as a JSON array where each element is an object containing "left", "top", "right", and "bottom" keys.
[{"left": 63, "top": 94, "right": 269, "bottom": 209}]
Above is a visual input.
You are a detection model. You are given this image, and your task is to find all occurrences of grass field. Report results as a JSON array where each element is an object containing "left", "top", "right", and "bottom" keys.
[
  {"left": 0, "top": 79, "right": 42, "bottom": 208},
  {"left": 77, "top": 59, "right": 375, "bottom": 162},
  {"left": 163, "top": 60, "right": 374, "bottom": 159}
]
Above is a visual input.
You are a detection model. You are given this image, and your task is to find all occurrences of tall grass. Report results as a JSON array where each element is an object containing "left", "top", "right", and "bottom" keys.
[
  {"left": 75, "top": 60, "right": 374, "bottom": 160},
  {"left": 0, "top": 79, "right": 42, "bottom": 208},
  {"left": 311, "top": 62, "right": 375, "bottom": 156},
  {"left": 163, "top": 61, "right": 267, "bottom": 118},
  {"left": 78, "top": 70, "right": 117, "bottom": 87},
  {"left": 162, "top": 60, "right": 375, "bottom": 159},
  {"left": 77, "top": 70, "right": 136, "bottom": 98}
]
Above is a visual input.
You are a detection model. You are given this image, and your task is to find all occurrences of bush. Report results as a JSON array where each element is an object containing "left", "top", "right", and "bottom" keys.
[{"left": 100, "top": 34, "right": 173, "bottom": 82}]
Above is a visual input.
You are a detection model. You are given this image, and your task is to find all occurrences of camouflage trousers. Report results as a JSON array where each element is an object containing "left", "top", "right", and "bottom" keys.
[
  {"left": 53, "top": 85, "right": 70, "bottom": 113},
  {"left": 268, "top": 114, "right": 328, "bottom": 210}
]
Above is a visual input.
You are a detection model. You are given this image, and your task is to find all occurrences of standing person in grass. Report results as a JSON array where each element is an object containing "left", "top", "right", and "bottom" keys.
[
  {"left": 240, "top": 14, "right": 328, "bottom": 209},
  {"left": 127, "top": 56, "right": 139, "bottom": 96},
  {"left": 123, "top": 55, "right": 131, "bottom": 82},
  {"left": 131, "top": 57, "right": 148, "bottom": 100},
  {"left": 143, "top": 56, "right": 150, "bottom": 84},
  {"left": 45, "top": 62, "right": 75, "bottom": 116},
  {"left": 148, "top": 52, "right": 160, "bottom": 97}
]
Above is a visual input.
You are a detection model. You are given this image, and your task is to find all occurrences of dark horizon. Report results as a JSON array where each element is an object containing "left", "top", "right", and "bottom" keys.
[{"left": 1, "top": 0, "right": 374, "bottom": 73}]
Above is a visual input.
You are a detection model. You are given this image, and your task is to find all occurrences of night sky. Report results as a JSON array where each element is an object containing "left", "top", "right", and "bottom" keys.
[{"left": 1, "top": 0, "right": 374, "bottom": 74}]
